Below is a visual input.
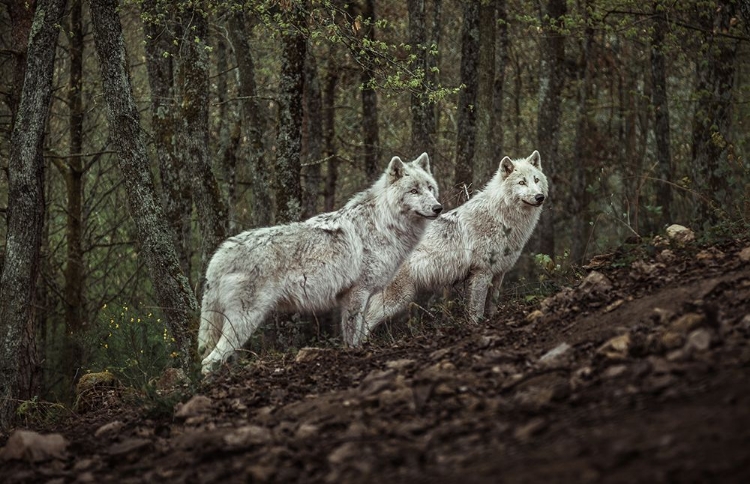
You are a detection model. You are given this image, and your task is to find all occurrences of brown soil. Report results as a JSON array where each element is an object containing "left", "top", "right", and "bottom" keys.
[{"left": 3, "top": 237, "right": 750, "bottom": 483}]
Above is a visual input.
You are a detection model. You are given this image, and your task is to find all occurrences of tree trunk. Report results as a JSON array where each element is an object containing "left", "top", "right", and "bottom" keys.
[
  {"left": 453, "top": 0, "right": 480, "bottom": 204},
  {"left": 493, "top": 0, "right": 508, "bottom": 159},
  {"left": 228, "top": 11, "right": 273, "bottom": 227},
  {"left": 62, "top": 0, "right": 86, "bottom": 382},
  {"left": 4, "top": 0, "right": 36, "bottom": 126},
  {"left": 651, "top": 0, "right": 672, "bottom": 228},
  {"left": 323, "top": 45, "right": 339, "bottom": 212},
  {"left": 408, "top": 0, "right": 435, "bottom": 158},
  {"left": 174, "top": 6, "right": 227, "bottom": 270},
  {"left": 536, "top": 0, "right": 566, "bottom": 258},
  {"left": 0, "top": 0, "right": 66, "bottom": 430},
  {"left": 215, "top": 38, "right": 242, "bottom": 234},
  {"left": 571, "top": 19, "right": 593, "bottom": 264},
  {"left": 473, "top": 0, "right": 496, "bottom": 187},
  {"left": 303, "top": 47, "right": 324, "bottom": 219},
  {"left": 142, "top": 0, "right": 192, "bottom": 278},
  {"left": 361, "top": 0, "right": 381, "bottom": 182},
  {"left": 275, "top": 4, "right": 306, "bottom": 224},
  {"left": 691, "top": 0, "right": 738, "bottom": 223},
  {"left": 90, "top": 0, "right": 198, "bottom": 374}
]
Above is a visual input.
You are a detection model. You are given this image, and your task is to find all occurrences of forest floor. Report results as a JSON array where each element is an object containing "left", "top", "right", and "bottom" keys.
[{"left": 3, "top": 232, "right": 750, "bottom": 483}]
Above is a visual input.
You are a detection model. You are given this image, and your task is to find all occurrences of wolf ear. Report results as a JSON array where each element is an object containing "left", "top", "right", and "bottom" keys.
[
  {"left": 413, "top": 152, "right": 431, "bottom": 174},
  {"left": 528, "top": 150, "right": 542, "bottom": 169},
  {"left": 386, "top": 156, "right": 406, "bottom": 184},
  {"left": 500, "top": 156, "right": 514, "bottom": 178}
]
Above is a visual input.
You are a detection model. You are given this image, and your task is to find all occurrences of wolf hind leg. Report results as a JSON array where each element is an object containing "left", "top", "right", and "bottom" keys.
[
  {"left": 340, "top": 288, "right": 372, "bottom": 347},
  {"left": 200, "top": 301, "right": 271, "bottom": 374},
  {"left": 467, "top": 271, "right": 492, "bottom": 323}
]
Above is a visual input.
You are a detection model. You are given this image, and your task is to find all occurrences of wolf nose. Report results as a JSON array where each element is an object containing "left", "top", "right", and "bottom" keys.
[
  {"left": 535, "top": 194, "right": 545, "bottom": 204},
  {"left": 432, "top": 204, "right": 443, "bottom": 215}
]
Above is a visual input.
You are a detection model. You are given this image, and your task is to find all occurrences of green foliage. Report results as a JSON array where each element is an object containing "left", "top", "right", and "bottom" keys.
[{"left": 85, "top": 304, "right": 180, "bottom": 389}]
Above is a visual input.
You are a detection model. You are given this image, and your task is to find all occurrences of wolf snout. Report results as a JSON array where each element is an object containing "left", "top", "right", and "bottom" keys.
[
  {"left": 535, "top": 194, "right": 545, "bottom": 204},
  {"left": 432, "top": 204, "right": 443, "bottom": 215}
]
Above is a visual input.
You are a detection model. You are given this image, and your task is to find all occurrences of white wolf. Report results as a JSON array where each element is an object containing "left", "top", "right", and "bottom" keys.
[
  {"left": 198, "top": 153, "right": 442, "bottom": 373},
  {"left": 364, "top": 150, "right": 548, "bottom": 336}
]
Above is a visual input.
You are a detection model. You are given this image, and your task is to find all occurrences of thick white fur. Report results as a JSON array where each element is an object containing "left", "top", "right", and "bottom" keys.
[
  {"left": 198, "top": 153, "right": 441, "bottom": 373},
  {"left": 364, "top": 150, "right": 549, "bottom": 335}
]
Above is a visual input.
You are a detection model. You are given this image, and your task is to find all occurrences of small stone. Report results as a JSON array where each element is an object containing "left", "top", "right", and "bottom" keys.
[
  {"left": 653, "top": 307, "right": 675, "bottom": 325},
  {"left": 385, "top": 358, "right": 416, "bottom": 370},
  {"left": 295, "top": 347, "right": 328, "bottom": 363},
  {"left": 107, "top": 438, "right": 152, "bottom": 458},
  {"left": 656, "top": 249, "right": 676, "bottom": 263},
  {"left": 739, "top": 247, "right": 750, "bottom": 262},
  {"left": 539, "top": 342, "right": 572, "bottom": 364},
  {"left": 666, "top": 224, "right": 695, "bottom": 245},
  {"left": 603, "top": 365, "right": 628, "bottom": 379},
  {"left": 685, "top": 328, "right": 712, "bottom": 352},
  {"left": 670, "top": 313, "right": 705, "bottom": 333},
  {"left": 295, "top": 423, "right": 320, "bottom": 440},
  {"left": 604, "top": 299, "right": 625, "bottom": 313},
  {"left": 0, "top": 430, "right": 68, "bottom": 462},
  {"left": 597, "top": 334, "right": 631, "bottom": 359},
  {"left": 579, "top": 271, "right": 613, "bottom": 295},
  {"left": 526, "top": 309, "right": 544, "bottom": 322},
  {"left": 94, "top": 420, "right": 125, "bottom": 438},
  {"left": 661, "top": 331, "right": 685, "bottom": 350},
  {"left": 174, "top": 395, "right": 212, "bottom": 418}
]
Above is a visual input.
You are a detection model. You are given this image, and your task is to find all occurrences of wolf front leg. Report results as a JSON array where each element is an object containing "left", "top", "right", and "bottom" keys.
[
  {"left": 467, "top": 270, "right": 493, "bottom": 323},
  {"left": 483, "top": 272, "right": 505, "bottom": 319}
]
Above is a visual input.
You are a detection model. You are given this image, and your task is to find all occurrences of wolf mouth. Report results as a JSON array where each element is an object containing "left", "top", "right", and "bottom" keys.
[
  {"left": 420, "top": 213, "right": 441, "bottom": 219},
  {"left": 522, "top": 200, "right": 543, "bottom": 207}
]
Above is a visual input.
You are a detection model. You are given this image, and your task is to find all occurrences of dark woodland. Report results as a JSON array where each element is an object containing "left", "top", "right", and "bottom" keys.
[{"left": 1, "top": 0, "right": 750, "bottom": 481}]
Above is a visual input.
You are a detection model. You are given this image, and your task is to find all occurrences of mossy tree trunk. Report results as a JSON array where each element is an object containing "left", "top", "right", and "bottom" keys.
[
  {"left": 174, "top": 5, "right": 227, "bottom": 271},
  {"left": 453, "top": 0, "right": 479, "bottom": 204},
  {"left": 275, "top": 3, "right": 306, "bottom": 224},
  {"left": 142, "top": 0, "right": 192, "bottom": 279},
  {"left": 408, "top": 0, "right": 435, "bottom": 159},
  {"left": 303, "top": 47, "right": 324, "bottom": 219},
  {"left": 651, "top": 0, "right": 672, "bottom": 228},
  {"left": 90, "top": 0, "right": 197, "bottom": 374},
  {"left": 0, "top": 0, "right": 66, "bottom": 430},
  {"left": 228, "top": 10, "right": 272, "bottom": 227},
  {"left": 361, "top": 0, "right": 381, "bottom": 182},
  {"left": 473, "top": 0, "right": 496, "bottom": 188},
  {"left": 323, "top": 45, "right": 339, "bottom": 212}
]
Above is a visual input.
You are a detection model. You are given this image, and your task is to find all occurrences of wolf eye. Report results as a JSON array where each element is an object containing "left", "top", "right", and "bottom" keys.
[
  {"left": 519, "top": 180, "right": 526, "bottom": 186},
  {"left": 428, "top": 185, "right": 434, "bottom": 192},
  {"left": 410, "top": 188, "right": 419, "bottom": 194},
  {"left": 534, "top": 177, "right": 539, "bottom": 183}
]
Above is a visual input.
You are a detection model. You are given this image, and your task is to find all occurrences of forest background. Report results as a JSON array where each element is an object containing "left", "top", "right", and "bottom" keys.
[{"left": 0, "top": 0, "right": 748, "bottom": 427}]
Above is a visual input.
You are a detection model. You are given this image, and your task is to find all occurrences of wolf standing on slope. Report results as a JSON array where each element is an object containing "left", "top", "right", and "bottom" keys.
[
  {"left": 364, "top": 150, "right": 548, "bottom": 337},
  {"left": 198, "top": 153, "right": 442, "bottom": 373}
]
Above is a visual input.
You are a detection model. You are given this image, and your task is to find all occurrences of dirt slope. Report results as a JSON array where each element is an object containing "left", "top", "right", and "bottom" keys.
[{"left": 3, "top": 237, "right": 750, "bottom": 483}]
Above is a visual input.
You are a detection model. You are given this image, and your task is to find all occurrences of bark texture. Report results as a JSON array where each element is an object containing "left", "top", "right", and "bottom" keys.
[
  {"left": 0, "top": 0, "right": 66, "bottom": 430},
  {"left": 90, "top": 0, "right": 198, "bottom": 374},
  {"left": 275, "top": 4, "right": 307, "bottom": 224},
  {"left": 228, "top": 11, "right": 273, "bottom": 228},
  {"left": 142, "top": 0, "right": 192, "bottom": 278},
  {"left": 408, "top": 0, "right": 435, "bottom": 158},
  {"left": 453, "top": 1, "right": 480, "bottom": 203},
  {"left": 361, "top": 0, "right": 381, "bottom": 182},
  {"left": 323, "top": 45, "right": 339, "bottom": 212},
  {"left": 174, "top": 6, "right": 227, "bottom": 269},
  {"left": 473, "top": 0, "right": 496, "bottom": 187},
  {"left": 303, "top": 48, "right": 324, "bottom": 219}
]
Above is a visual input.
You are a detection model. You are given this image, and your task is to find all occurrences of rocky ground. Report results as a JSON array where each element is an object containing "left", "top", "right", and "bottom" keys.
[{"left": 3, "top": 233, "right": 750, "bottom": 483}]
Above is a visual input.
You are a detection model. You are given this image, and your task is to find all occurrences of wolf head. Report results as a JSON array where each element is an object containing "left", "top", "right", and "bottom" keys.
[
  {"left": 497, "top": 150, "right": 548, "bottom": 208},
  {"left": 384, "top": 153, "right": 442, "bottom": 219}
]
